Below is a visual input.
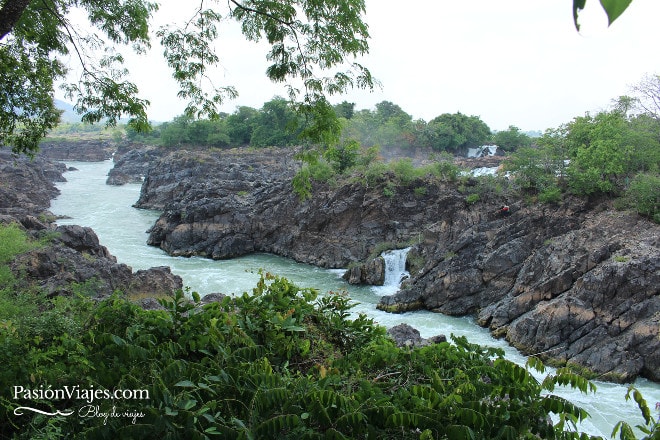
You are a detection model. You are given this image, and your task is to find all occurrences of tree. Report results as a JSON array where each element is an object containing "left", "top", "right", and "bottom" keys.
[
  {"left": 493, "top": 125, "right": 532, "bottom": 152},
  {"left": 250, "top": 97, "right": 300, "bottom": 147},
  {"left": 630, "top": 74, "right": 660, "bottom": 120},
  {"left": 226, "top": 106, "right": 259, "bottom": 146},
  {"left": 0, "top": 0, "right": 375, "bottom": 156},
  {"left": 333, "top": 101, "right": 356, "bottom": 119},
  {"left": 427, "top": 112, "right": 491, "bottom": 153}
]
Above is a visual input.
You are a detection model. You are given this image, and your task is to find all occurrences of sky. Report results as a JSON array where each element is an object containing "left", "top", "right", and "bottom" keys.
[{"left": 57, "top": 0, "right": 660, "bottom": 132}]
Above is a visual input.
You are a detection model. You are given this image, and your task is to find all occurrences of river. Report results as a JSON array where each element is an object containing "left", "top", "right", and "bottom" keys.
[{"left": 50, "top": 159, "right": 659, "bottom": 438}]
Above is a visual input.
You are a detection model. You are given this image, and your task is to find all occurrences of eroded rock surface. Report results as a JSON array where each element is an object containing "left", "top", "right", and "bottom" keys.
[
  {"left": 135, "top": 148, "right": 659, "bottom": 382},
  {"left": 1, "top": 149, "right": 183, "bottom": 300}
]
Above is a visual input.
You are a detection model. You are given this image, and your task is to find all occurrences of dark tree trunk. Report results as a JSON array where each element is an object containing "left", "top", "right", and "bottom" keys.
[{"left": 0, "top": 0, "right": 32, "bottom": 41}]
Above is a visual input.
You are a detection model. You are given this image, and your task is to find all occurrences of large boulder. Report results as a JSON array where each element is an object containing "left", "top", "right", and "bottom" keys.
[{"left": 343, "top": 256, "right": 385, "bottom": 285}]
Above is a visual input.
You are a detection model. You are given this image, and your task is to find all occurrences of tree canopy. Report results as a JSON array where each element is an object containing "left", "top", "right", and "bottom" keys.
[
  {"left": 0, "top": 0, "right": 375, "bottom": 156},
  {"left": 0, "top": 0, "right": 640, "bottom": 156}
]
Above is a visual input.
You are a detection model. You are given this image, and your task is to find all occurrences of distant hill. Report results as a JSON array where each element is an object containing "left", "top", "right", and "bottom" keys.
[{"left": 54, "top": 99, "right": 81, "bottom": 123}]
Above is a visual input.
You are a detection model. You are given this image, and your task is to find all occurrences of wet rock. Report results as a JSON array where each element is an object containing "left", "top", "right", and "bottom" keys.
[{"left": 343, "top": 256, "right": 385, "bottom": 285}]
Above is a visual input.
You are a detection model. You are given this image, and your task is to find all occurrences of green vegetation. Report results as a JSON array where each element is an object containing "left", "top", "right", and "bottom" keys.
[
  {"left": 3, "top": 270, "right": 657, "bottom": 439},
  {"left": 503, "top": 100, "right": 660, "bottom": 222},
  {"left": 1, "top": 0, "right": 375, "bottom": 156},
  {"left": 493, "top": 126, "right": 533, "bottom": 152},
  {"left": 0, "top": 223, "right": 40, "bottom": 291}
]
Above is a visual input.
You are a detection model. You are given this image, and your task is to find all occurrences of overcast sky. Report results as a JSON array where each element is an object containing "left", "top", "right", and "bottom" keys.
[{"left": 58, "top": 0, "right": 660, "bottom": 132}]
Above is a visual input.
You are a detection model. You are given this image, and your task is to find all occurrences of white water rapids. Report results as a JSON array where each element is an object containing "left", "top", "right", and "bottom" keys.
[{"left": 50, "top": 160, "right": 659, "bottom": 437}]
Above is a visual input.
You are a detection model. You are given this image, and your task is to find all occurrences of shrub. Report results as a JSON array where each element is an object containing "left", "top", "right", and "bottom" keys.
[
  {"left": 538, "top": 185, "right": 563, "bottom": 204},
  {"left": 624, "top": 172, "right": 660, "bottom": 223},
  {"left": 466, "top": 193, "right": 480, "bottom": 204},
  {"left": 2, "top": 273, "right": 652, "bottom": 439}
]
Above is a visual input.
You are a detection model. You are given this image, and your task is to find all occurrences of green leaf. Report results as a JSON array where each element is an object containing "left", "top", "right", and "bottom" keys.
[
  {"left": 174, "top": 380, "right": 196, "bottom": 388},
  {"left": 599, "top": 0, "right": 633, "bottom": 25},
  {"left": 179, "top": 399, "right": 197, "bottom": 410},
  {"left": 573, "top": 0, "right": 588, "bottom": 30}
]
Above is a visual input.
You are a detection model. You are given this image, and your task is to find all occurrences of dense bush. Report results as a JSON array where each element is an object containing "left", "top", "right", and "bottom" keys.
[{"left": 3, "top": 269, "right": 657, "bottom": 439}]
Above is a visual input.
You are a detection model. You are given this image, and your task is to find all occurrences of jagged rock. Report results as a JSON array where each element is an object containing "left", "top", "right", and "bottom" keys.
[
  {"left": 138, "top": 297, "right": 165, "bottom": 311},
  {"left": 0, "top": 150, "right": 66, "bottom": 218},
  {"left": 1, "top": 150, "right": 183, "bottom": 300},
  {"left": 128, "top": 266, "right": 183, "bottom": 298},
  {"left": 343, "top": 256, "right": 385, "bottom": 285},
  {"left": 133, "top": 147, "right": 659, "bottom": 381},
  {"left": 139, "top": 148, "right": 466, "bottom": 268},
  {"left": 200, "top": 293, "right": 227, "bottom": 304},
  {"left": 37, "top": 140, "right": 116, "bottom": 162},
  {"left": 54, "top": 224, "right": 116, "bottom": 259},
  {"left": 107, "top": 145, "right": 165, "bottom": 185}
]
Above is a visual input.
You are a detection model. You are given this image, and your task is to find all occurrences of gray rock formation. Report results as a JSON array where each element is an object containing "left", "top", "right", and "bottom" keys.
[
  {"left": 38, "top": 140, "right": 116, "bottom": 162},
  {"left": 133, "top": 147, "right": 659, "bottom": 382},
  {"left": 343, "top": 256, "right": 386, "bottom": 285},
  {"left": 387, "top": 323, "right": 447, "bottom": 348},
  {"left": 1, "top": 149, "right": 183, "bottom": 300}
]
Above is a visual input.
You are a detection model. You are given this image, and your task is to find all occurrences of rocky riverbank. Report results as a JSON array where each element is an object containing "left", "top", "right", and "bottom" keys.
[
  {"left": 0, "top": 149, "right": 182, "bottom": 299},
  {"left": 131, "top": 147, "right": 659, "bottom": 383}
]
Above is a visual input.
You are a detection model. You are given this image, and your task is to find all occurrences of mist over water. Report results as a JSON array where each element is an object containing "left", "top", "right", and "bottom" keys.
[{"left": 50, "top": 160, "right": 659, "bottom": 437}]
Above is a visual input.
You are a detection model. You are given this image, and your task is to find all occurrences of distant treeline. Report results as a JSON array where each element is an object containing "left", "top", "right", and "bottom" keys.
[{"left": 118, "top": 97, "right": 533, "bottom": 153}]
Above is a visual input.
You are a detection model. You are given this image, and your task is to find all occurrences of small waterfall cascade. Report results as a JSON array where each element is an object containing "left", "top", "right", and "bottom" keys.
[
  {"left": 382, "top": 247, "right": 411, "bottom": 288},
  {"left": 467, "top": 145, "right": 498, "bottom": 158}
]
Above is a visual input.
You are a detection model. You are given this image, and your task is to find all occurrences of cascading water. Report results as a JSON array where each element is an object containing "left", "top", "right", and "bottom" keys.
[
  {"left": 467, "top": 145, "right": 498, "bottom": 158},
  {"left": 374, "top": 247, "right": 410, "bottom": 296}
]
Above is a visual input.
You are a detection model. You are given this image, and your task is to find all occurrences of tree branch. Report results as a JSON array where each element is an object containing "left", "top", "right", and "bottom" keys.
[
  {"left": 0, "top": 0, "right": 33, "bottom": 41},
  {"left": 227, "top": 0, "right": 294, "bottom": 26}
]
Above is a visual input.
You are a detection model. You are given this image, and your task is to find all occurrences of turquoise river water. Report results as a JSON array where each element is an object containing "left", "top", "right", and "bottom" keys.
[{"left": 50, "top": 160, "right": 659, "bottom": 437}]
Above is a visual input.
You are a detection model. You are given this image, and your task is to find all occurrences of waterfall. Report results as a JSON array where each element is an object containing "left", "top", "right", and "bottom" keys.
[
  {"left": 467, "top": 145, "right": 498, "bottom": 158},
  {"left": 382, "top": 247, "right": 411, "bottom": 288}
]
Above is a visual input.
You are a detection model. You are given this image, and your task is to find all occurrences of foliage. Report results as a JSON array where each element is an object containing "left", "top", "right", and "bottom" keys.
[
  {"left": 250, "top": 97, "right": 301, "bottom": 147},
  {"left": 4, "top": 269, "right": 648, "bottom": 439},
  {"left": 504, "top": 104, "right": 660, "bottom": 210},
  {"left": 0, "top": 223, "right": 40, "bottom": 289},
  {"left": 426, "top": 112, "right": 492, "bottom": 153},
  {"left": 611, "top": 387, "right": 659, "bottom": 440},
  {"left": 621, "top": 172, "right": 660, "bottom": 223},
  {"left": 493, "top": 125, "right": 533, "bottom": 152},
  {"left": 0, "top": 0, "right": 375, "bottom": 156},
  {"left": 324, "top": 140, "right": 360, "bottom": 173}
]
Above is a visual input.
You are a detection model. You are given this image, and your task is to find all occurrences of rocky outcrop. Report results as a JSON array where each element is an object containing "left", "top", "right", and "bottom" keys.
[
  {"left": 12, "top": 223, "right": 183, "bottom": 298},
  {"left": 139, "top": 149, "right": 467, "bottom": 268},
  {"left": 387, "top": 323, "right": 447, "bottom": 348},
  {"left": 37, "top": 139, "right": 116, "bottom": 162},
  {"left": 134, "top": 148, "right": 659, "bottom": 382},
  {"left": 343, "top": 256, "right": 385, "bottom": 285},
  {"left": 0, "top": 150, "right": 66, "bottom": 218},
  {"left": 1, "top": 148, "right": 183, "bottom": 299},
  {"left": 379, "top": 201, "right": 659, "bottom": 382},
  {"left": 107, "top": 144, "right": 167, "bottom": 185}
]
